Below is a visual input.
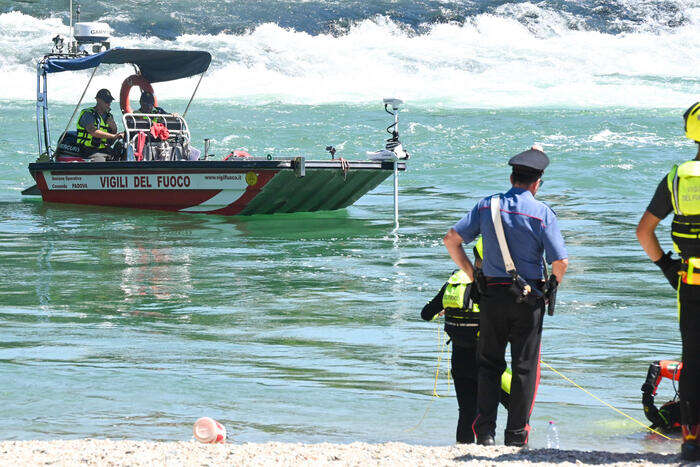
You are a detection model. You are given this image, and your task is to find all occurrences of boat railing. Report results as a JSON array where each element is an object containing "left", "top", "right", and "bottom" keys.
[{"left": 122, "top": 113, "right": 191, "bottom": 144}]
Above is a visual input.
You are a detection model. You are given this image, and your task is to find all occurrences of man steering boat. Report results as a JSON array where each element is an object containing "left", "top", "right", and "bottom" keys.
[{"left": 76, "top": 88, "right": 123, "bottom": 161}]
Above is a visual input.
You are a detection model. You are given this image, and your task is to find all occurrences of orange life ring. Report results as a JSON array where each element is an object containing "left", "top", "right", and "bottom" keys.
[{"left": 119, "top": 74, "right": 157, "bottom": 114}]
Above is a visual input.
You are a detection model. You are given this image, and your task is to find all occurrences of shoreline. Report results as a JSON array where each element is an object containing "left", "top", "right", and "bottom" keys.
[{"left": 0, "top": 440, "right": 681, "bottom": 466}]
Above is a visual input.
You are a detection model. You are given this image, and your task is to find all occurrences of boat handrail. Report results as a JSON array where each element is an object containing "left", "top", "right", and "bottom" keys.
[{"left": 122, "top": 112, "right": 190, "bottom": 143}]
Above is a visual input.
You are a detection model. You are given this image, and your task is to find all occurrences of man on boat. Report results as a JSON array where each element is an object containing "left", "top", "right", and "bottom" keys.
[
  {"left": 636, "top": 102, "right": 700, "bottom": 461},
  {"left": 130, "top": 91, "right": 198, "bottom": 161},
  {"left": 443, "top": 146, "right": 568, "bottom": 447},
  {"left": 135, "top": 92, "right": 171, "bottom": 120},
  {"left": 76, "top": 89, "right": 123, "bottom": 162}
]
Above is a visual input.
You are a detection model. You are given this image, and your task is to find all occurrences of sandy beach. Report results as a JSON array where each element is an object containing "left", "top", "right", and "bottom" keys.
[{"left": 0, "top": 440, "right": 683, "bottom": 466}]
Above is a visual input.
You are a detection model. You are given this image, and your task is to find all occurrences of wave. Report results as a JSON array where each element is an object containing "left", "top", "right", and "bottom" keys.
[
  {"left": 0, "top": 4, "right": 698, "bottom": 108},
  {"left": 2, "top": 0, "right": 698, "bottom": 38}
]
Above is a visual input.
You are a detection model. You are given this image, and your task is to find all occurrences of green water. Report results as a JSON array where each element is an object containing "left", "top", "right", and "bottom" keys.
[{"left": 0, "top": 101, "right": 690, "bottom": 451}]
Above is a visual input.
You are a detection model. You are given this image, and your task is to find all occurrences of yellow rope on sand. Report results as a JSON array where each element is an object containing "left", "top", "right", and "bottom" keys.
[{"left": 540, "top": 360, "right": 672, "bottom": 440}]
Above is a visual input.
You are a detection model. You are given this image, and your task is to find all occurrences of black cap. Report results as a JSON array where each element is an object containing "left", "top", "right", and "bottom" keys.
[
  {"left": 508, "top": 147, "right": 549, "bottom": 176},
  {"left": 140, "top": 91, "right": 155, "bottom": 104},
  {"left": 95, "top": 88, "right": 114, "bottom": 103}
]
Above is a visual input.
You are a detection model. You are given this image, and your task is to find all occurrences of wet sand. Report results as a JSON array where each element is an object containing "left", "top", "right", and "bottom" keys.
[{"left": 0, "top": 440, "right": 682, "bottom": 466}]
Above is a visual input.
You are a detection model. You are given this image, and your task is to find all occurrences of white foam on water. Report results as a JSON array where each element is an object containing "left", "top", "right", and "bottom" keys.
[{"left": 0, "top": 5, "right": 698, "bottom": 108}]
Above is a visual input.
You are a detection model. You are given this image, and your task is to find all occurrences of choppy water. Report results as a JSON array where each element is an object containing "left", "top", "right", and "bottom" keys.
[{"left": 1, "top": 0, "right": 699, "bottom": 453}]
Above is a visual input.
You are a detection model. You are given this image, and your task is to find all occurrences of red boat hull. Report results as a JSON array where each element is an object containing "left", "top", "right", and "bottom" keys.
[{"left": 27, "top": 160, "right": 405, "bottom": 216}]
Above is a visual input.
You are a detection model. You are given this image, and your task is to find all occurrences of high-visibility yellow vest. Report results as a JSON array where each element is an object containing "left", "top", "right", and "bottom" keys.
[
  {"left": 667, "top": 161, "right": 700, "bottom": 257},
  {"left": 76, "top": 107, "right": 110, "bottom": 149},
  {"left": 441, "top": 269, "right": 479, "bottom": 345}
]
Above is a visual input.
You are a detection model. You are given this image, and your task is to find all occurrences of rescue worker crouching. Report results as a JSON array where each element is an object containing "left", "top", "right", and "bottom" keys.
[
  {"left": 444, "top": 146, "right": 569, "bottom": 447},
  {"left": 636, "top": 102, "right": 700, "bottom": 461},
  {"left": 421, "top": 238, "right": 511, "bottom": 444},
  {"left": 76, "top": 89, "right": 123, "bottom": 162}
]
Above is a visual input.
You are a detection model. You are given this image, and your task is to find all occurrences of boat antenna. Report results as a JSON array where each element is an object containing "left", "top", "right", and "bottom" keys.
[
  {"left": 69, "top": 0, "right": 73, "bottom": 44},
  {"left": 183, "top": 70, "right": 206, "bottom": 118}
]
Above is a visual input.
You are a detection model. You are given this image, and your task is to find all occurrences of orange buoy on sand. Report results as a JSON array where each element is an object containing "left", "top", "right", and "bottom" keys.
[{"left": 193, "top": 417, "right": 226, "bottom": 444}]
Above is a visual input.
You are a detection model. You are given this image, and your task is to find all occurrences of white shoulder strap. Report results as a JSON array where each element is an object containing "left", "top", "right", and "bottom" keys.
[{"left": 490, "top": 195, "right": 516, "bottom": 274}]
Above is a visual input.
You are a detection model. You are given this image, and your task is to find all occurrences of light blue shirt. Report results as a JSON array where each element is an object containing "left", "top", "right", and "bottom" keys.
[{"left": 453, "top": 187, "right": 567, "bottom": 279}]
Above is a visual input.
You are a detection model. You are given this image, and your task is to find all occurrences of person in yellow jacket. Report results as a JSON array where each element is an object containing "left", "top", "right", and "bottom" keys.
[
  {"left": 421, "top": 237, "right": 511, "bottom": 444},
  {"left": 636, "top": 102, "right": 700, "bottom": 461},
  {"left": 76, "top": 89, "right": 123, "bottom": 161}
]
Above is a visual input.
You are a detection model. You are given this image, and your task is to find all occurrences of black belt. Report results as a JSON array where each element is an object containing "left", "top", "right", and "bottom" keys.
[{"left": 485, "top": 277, "right": 545, "bottom": 288}]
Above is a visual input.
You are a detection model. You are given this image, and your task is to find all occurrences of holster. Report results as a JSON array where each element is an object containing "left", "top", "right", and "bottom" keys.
[
  {"left": 544, "top": 274, "right": 558, "bottom": 316},
  {"left": 507, "top": 272, "right": 543, "bottom": 306},
  {"left": 474, "top": 267, "right": 487, "bottom": 295}
]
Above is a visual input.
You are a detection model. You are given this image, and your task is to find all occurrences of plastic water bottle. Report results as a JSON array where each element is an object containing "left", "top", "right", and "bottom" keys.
[
  {"left": 546, "top": 420, "right": 560, "bottom": 449},
  {"left": 193, "top": 417, "right": 227, "bottom": 444}
]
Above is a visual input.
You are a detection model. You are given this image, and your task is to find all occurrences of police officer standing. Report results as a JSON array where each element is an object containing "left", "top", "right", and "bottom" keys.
[
  {"left": 443, "top": 146, "right": 568, "bottom": 447},
  {"left": 636, "top": 103, "right": 700, "bottom": 461}
]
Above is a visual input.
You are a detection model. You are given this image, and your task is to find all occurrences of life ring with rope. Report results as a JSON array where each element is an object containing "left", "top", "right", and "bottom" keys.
[{"left": 120, "top": 74, "right": 158, "bottom": 114}]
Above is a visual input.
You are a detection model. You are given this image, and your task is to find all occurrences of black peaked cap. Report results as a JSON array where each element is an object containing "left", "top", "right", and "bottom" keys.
[{"left": 508, "top": 148, "right": 550, "bottom": 173}]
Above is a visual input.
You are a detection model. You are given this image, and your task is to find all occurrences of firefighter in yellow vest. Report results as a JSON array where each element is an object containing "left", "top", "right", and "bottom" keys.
[
  {"left": 421, "top": 237, "right": 511, "bottom": 444},
  {"left": 76, "top": 89, "right": 123, "bottom": 162},
  {"left": 636, "top": 102, "right": 700, "bottom": 461}
]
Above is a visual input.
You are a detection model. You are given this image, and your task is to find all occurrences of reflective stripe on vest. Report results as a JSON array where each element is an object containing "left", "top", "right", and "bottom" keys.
[
  {"left": 667, "top": 162, "right": 700, "bottom": 256},
  {"left": 76, "top": 107, "right": 110, "bottom": 149}
]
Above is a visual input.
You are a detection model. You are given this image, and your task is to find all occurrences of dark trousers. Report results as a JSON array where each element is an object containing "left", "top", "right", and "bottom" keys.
[
  {"left": 474, "top": 284, "right": 544, "bottom": 444},
  {"left": 679, "top": 282, "right": 700, "bottom": 425},
  {"left": 452, "top": 343, "right": 479, "bottom": 443}
]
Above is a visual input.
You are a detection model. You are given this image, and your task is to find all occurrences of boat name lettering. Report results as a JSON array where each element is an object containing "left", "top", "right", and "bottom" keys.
[
  {"left": 43, "top": 172, "right": 250, "bottom": 191},
  {"left": 133, "top": 176, "right": 152, "bottom": 188},
  {"left": 100, "top": 176, "right": 129, "bottom": 188},
  {"left": 157, "top": 175, "right": 191, "bottom": 188}
]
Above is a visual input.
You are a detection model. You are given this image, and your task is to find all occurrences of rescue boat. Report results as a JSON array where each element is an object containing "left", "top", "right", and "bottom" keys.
[{"left": 23, "top": 20, "right": 408, "bottom": 218}]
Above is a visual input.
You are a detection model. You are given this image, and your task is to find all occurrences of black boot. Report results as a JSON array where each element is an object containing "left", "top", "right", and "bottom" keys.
[
  {"left": 477, "top": 434, "right": 495, "bottom": 446},
  {"left": 504, "top": 428, "right": 529, "bottom": 448}
]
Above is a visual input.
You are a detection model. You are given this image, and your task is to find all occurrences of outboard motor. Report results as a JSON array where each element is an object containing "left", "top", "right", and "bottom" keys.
[
  {"left": 367, "top": 98, "right": 410, "bottom": 161},
  {"left": 55, "top": 131, "right": 81, "bottom": 157},
  {"left": 383, "top": 98, "right": 409, "bottom": 160}
]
